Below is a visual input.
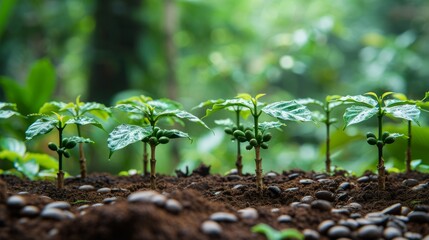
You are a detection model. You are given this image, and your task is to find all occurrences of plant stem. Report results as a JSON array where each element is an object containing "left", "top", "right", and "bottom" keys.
[
  {"left": 254, "top": 145, "right": 263, "bottom": 190},
  {"left": 325, "top": 107, "right": 331, "bottom": 173},
  {"left": 149, "top": 143, "right": 157, "bottom": 190},
  {"left": 235, "top": 109, "right": 243, "bottom": 175},
  {"left": 406, "top": 120, "right": 412, "bottom": 173},
  {"left": 143, "top": 142, "right": 149, "bottom": 176},
  {"left": 377, "top": 114, "right": 385, "bottom": 190},
  {"left": 76, "top": 125, "right": 87, "bottom": 178},
  {"left": 57, "top": 125, "right": 64, "bottom": 189}
]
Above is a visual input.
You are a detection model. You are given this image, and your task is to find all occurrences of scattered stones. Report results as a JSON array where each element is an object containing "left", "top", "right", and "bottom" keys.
[
  {"left": 331, "top": 208, "right": 350, "bottom": 216},
  {"left": 299, "top": 179, "right": 315, "bottom": 185},
  {"left": 97, "top": 187, "right": 111, "bottom": 193},
  {"left": 78, "top": 185, "right": 95, "bottom": 191},
  {"left": 127, "top": 191, "right": 159, "bottom": 203},
  {"left": 402, "top": 179, "right": 419, "bottom": 187},
  {"left": 318, "top": 220, "right": 335, "bottom": 234},
  {"left": 267, "top": 185, "right": 281, "bottom": 197},
  {"left": 303, "top": 229, "right": 320, "bottom": 240},
  {"left": 237, "top": 207, "right": 258, "bottom": 220},
  {"left": 165, "top": 199, "right": 182, "bottom": 214},
  {"left": 7, "top": 195, "right": 26, "bottom": 208},
  {"left": 382, "top": 203, "right": 402, "bottom": 215},
  {"left": 41, "top": 208, "right": 67, "bottom": 220},
  {"left": 102, "top": 197, "right": 117, "bottom": 204},
  {"left": 315, "top": 190, "right": 335, "bottom": 202},
  {"left": 384, "top": 227, "right": 402, "bottom": 240},
  {"left": 277, "top": 215, "right": 292, "bottom": 223},
  {"left": 408, "top": 211, "right": 429, "bottom": 223},
  {"left": 405, "top": 232, "right": 422, "bottom": 240},
  {"left": 327, "top": 225, "right": 351, "bottom": 239},
  {"left": 301, "top": 195, "right": 314, "bottom": 204},
  {"left": 151, "top": 194, "right": 167, "bottom": 206},
  {"left": 358, "top": 225, "right": 382, "bottom": 239},
  {"left": 44, "top": 201, "right": 71, "bottom": 210},
  {"left": 338, "top": 219, "right": 359, "bottom": 230},
  {"left": 357, "top": 176, "right": 370, "bottom": 183},
  {"left": 210, "top": 212, "right": 237, "bottom": 222},
  {"left": 338, "top": 182, "right": 351, "bottom": 190},
  {"left": 20, "top": 205, "right": 39, "bottom": 217},
  {"left": 201, "top": 220, "right": 222, "bottom": 235},
  {"left": 311, "top": 200, "right": 332, "bottom": 211}
]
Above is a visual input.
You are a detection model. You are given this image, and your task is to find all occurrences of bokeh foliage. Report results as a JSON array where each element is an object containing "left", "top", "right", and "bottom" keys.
[{"left": 1, "top": 0, "right": 428, "bottom": 176}]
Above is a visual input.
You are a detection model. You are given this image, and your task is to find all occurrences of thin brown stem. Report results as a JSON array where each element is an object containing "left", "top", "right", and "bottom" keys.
[
  {"left": 143, "top": 142, "right": 149, "bottom": 176},
  {"left": 377, "top": 114, "right": 385, "bottom": 190},
  {"left": 254, "top": 146, "right": 263, "bottom": 191},
  {"left": 149, "top": 144, "right": 157, "bottom": 190},
  {"left": 76, "top": 125, "right": 87, "bottom": 178}
]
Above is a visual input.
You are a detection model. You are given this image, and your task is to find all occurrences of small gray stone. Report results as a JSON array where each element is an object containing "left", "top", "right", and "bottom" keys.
[
  {"left": 237, "top": 207, "right": 258, "bottom": 220},
  {"left": 17, "top": 191, "right": 29, "bottom": 195},
  {"left": 63, "top": 210, "right": 75, "bottom": 219},
  {"left": 423, "top": 235, "right": 429, "bottom": 240},
  {"left": 345, "top": 202, "right": 362, "bottom": 212},
  {"left": 408, "top": 211, "right": 429, "bottom": 223},
  {"left": 328, "top": 225, "right": 350, "bottom": 239},
  {"left": 277, "top": 214, "right": 292, "bottom": 223},
  {"left": 102, "top": 197, "right": 117, "bottom": 204},
  {"left": 285, "top": 187, "right": 299, "bottom": 192},
  {"left": 303, "top": 229, "right": 320, "bottom": 240},
  {"left": 338, "top": 182, "right": 351, "bottom": 190},
  {"left": 41, "top": 208, "right": 66, "bottom": 220},
  {"left": 226, "top": 175, "right": 241, "bottom": 181},
  {"left": 288, "top": 173, "right": 300, "bottom": 179},
  {"left": 311, "top": 200, "right": 332, "bottom": 211},
  {"left": 339, "top": 219, "right": 359, "bottom": 230},
  {"left": 414, "top": 205, "right": 429, "bottom": 212},
  {"left": 44, "top": 201, "right": 71, "bottom": 210},
  {"left": 402, "top": 179, "right": 419, "bottom": 187},
  {"left": 314, "top": 173, "right": 328, "bottom": 179},
  {"left": 92, "top": 203, "right": 104, "bottom": 207},
  {"left": 401, "top": 207, "right": 411, "bottom": 216},
  {"left": 300, "top": 179, "right": 315, "bottom": 185},
  {"left": 318, "top": 220, "right": 335, "bottom": 234},
  {"left": 315, "top": 190, "right": 335, "bottom": 202},
  {"left": 77, "top": 205, "right": 89, "bottom": 211},
  {"left": 411, "top": 183, "right": 427, "bottom": 191},
  {"left": 404, "top": 232, "right": 422, "bottom": 240},
  {"left": 356, "top": 218, "right": 373, "bottom": 226},
  {"left": 20, "top": 205, "right": 39, "bottom": 217},
  {"left": 232, "top": 184, "right": 245, "bottom": 190},
  {"left": 382, "top": 203, "right": 402, "bottom": 215},
  {"left": 358, "top": 225, "right": 382, "bottom": 239},
  {"left": 97, "top": 187, "right": 111, "bottom": 193},
  {"left": 7, "top": 195, "right": 26, "bottom": 208},
  {"left": 317, "top": 179, "right": 334, "bottom": 184},
  {"left": 78, "top": 185, "right": 95, "bottom": 191},
  {"left": 271, "top": 208, "right": 280, "bottom": 213},
  {"left": 331, "top": 208, "right": 350, "bottom": 216},
  {"left": 201, "top": 220, "right": 222, "bottom": 235},
  {"left": 127, "top": 190, "right": 159, "bottom": 203},
  {"left": 268, "top": 186, "right": 281, "bottom": 197},
  {"left": 151, "top": 194, "right": 167, "bottom": 206},
  {"left": 384, "top": 227, "right": 402, "bottom": 240},
  {"left": 165, "top": 199, "right": 182, "bottom": 213},
  {"left": 210, "top": 212, "right": 237, "bottom": 222},
  {"left": 266, "top": 172, "right": 277, "bottom": 177},
  {"left": 301, "top": 195, "right": 314, "bottom": 204},
  {"left": 357, "top": 176, "right": 370, "bottom": 183},
  {"left": 350, "top": 213, "right": 361, "bottom": 219}
]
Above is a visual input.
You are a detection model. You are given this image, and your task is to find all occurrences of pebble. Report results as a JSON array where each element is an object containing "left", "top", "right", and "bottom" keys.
[
  {"left": 102, "top": 197, "right": 117, "bottom": 204},
  {"left": 77, "top": 205, "right": 90, "bottom": 211},
  {"left": 17, "top": 191, "right": 29, "bottom": 195},
  {"left": 407, "top": 211, "right": 429, "bottom": 223},
  {"left": 318, "top": 220, "right": 335, "bottom": 234},
  {"left": 327, "top": 225, "right": 351, "bottom": 239},
  {"left": 382, "top": 203, "right": 402, "bottom": 215},
  {"left": 315, "top": 190, "right": 335, "bottom": 202},
  {"left": 317, "top": 179, "right": 334, "bottom": 184},
  {"left": 384, "top": 227, "right": 402, "bottom": 240},
  {"left": 20, "top": 205, "right": 39, "bottom": 217},
  {"left": 285, "top": 187, "right": 299, "bottom": 192},
  {"left": 404, "top": 232, "right": 422, "bottom": 240},
  {"left": 266, "top": 172, "right": 277, "bottom": 177},
  {"left": 226, "top": 175, "right": 241, "bottom": 181},
  {"left": 288, "top": 173, "right": 300, "bottom": 179},
  {"left": 44, "top": 201, "right": 71, "bottom": 210},
  {"left": 314, "top": 173, "right": 328, "bottom": 179},
  {"left": 271, "top": 208, "right": 280, "bottom": 213},
  {"left": 336, "top": 192, "right": 348, "bottom": 201},
  {"left": 357, "top": 176, "right": 370, "bottom": 183},
  {"left": 301, "top": 195, "right": 314, "bottom": 204},
  {"left": 401, "top": 207, "right": 411, "bottom": 216},
  {"left": 356, "top": 218, "right": 373, "bottom": 226},
  {"left": 414, "top": 205, "right": 429, "bottom": 212},
  {"left": 338, "top": 219, "right": 358, "bottom": 230},
  {"left": 338, "top": 182, "right": 351, "bottom": 190},
  {"left": 165, "top": 199, "right": 182, "bottom": 213},
  {"left": 64, "top": 210, "right": 76, "bottom": 219},
  {"left": 232, "top": 184, "right": 245, "bottom": 190},
  {"left": 303, "top": 229, "right": 320, "bottom": 240},
  {"left": 41, "top": 208, "right": 66, "bottom": 220},
  {"left": 210, "top": 212, "right": 237, "bottom": 222},
  {"left": 402, "top": 179, "right": 419, "bottom": 187},
  {"left": 311, "top": 200, "right": 332, "bottom": 211},
  {"left": 201, "top": 220, "right": 222, "bottom": 235},
  {"left": 411, "top": 183, "right": 427, "bottom": 191},
  {"left": 7, "top": 195, "right": 26, "bottom": 208},
  {"left": 300, "top": 179, "right": 315, "bottom": 185},
  {"left": 423, "top": 235, "right": 429, "bottom": 240},
  {"left": 358, "top": 225, "right": 382, "bottom": 239},
  {"left": 78, "top": 185, "right": 95, "bottom": 191},
  {"left": 344, "top": 202, "right": 362, "bottom": 212},
  {"left": 237, "top": 207, "right": 258, "bottom": 220},
  {"left": 97, "top": 187, "right": 111, "bottom": 193},
  {"left": 151, "top": 194, "right": 167, "bottom": 206},
  {"left": 127, "top": 190, "right": 159, "bottom": 203},
  {"left": 92, "top": 203, "right": 104, "bottom": 207},
  {"left": 267, "top": 186, "right": 281, "bottom": 197},
  {"left": 277, "top": 215, "right": 292, "bottom": 223},
  {"left": 331, "top": 208, "right": 350, "bottom": 216}
]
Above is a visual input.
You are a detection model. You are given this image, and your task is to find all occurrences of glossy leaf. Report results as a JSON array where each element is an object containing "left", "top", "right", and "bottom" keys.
[
  {"left": 258, "top": 121, "right": 284, "bottom": 132},
  {"left": 66, "top": 116, "right": 104, "bottom": 129},
  {"left": 0, "top": 137, "right": 26, "bottom": 156},
  {"left": 163, "top": 129, "right": 191, "bottom": 140},
  {"left": 107, "top": 124, "right": 152, "bottom": 157},
  {"left": 262, "top": 101, "right": 312, "bottom": 122},
  {"left": 385, "top": 104, "right": 420, "bottom": 124},
  {"left": 295, "top": 98, "right": 324, "bottom": 107},
  {"left": 39, "top": 101, "right": 66, "bottom": 114},
  {"left": 214, "top": 118, "right": 234, "bottom": 127},
  {"left": 338, "top": 95, "right": 377, "bottom": 107},
  {"left": 157, "top": 109, "right": 210, "bottom": 129},
  {"left": 343, "top": 105, "right": 378, "bottom": 127},
  {"left": 25, "top": 117, "right": 58, "bottom": 140},
  {"left": 64, "top": 136, "right": 94, "bottom": 144}
]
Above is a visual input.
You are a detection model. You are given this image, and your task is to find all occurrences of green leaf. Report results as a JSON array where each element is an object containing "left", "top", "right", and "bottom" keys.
[
  {"left": 157, "top": 109, "right": 210, "bottom": 130},
  {"left": 385, "top": 104, "right": 420, "bottom": 124},
  {"left": 148, "top": 98, "right": 182, "bottom": 111},
  {"left": 65, "top": 136, "right": 94, "bottom": 144},
  {"left": 343, "top": 105, "right": 378, "bottom": 128},
  {"left": 79, "top": 102, "right": 111, "bottom": 120},
  {"left": 0, "top": 109, "right": 21, "bottom": 119},
  {"left": 107, "top": 124, "right": 152, "bottom": 157},
  {"left": 204, "top": 98, "right": 254, "bottom": 117},
  {"left": 262, "top": 101, "right": 312, "bottom": 122},
  {"left": 14, "top": 159, "right": 39, "bottom": 180},
  {"left": 338, "top": 95, "right": 378, "bottom": 107},
  {"left": 251, "top": 223, "right": 303, "bottom": 240},
  {"left": 114, "top": 104, "right": 145, "bottom": 114},
  {"left": 26, "top": 59, "right": 56, "bottom": 112},
  {"left": 25, "top": 117, "right": 58, "bottom": 140},
  {"left": 0, "top": 150, "right": 21, "bottom": 163},
  {"left": 163, "top": 129, "right": 191, "bottom": 140},
  {"left": 295, "top": 98, "right": 324, "bottom": 107},
  {"left": 0, "top": 137, "right": 26, "bottom": 156},
  {"left": 214, "top": 118, "right": 235, "bottom": 127},
  {"left": 39, "top": 101, "right": 66, "bottom": 114},
  {"left": 66, "top": 116, "right": 104, "bottom": 130},
  {"left": 193, "top": 99, "right": 225, "bottom": 110},
  {"left": 24, "top": 153, "right": 58, "bottom": 170},
  {"left": 259, "top": 121, "right": 284, "bottom": 132}
]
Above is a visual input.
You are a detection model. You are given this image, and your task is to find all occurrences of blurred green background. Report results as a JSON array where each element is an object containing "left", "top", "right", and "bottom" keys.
[{"left": 1, "top": 0, "right": 429, "bottom": 177}]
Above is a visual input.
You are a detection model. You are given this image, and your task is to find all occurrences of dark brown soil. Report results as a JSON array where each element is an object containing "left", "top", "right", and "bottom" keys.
[{"left": 1, "top": 166, "right": 429, "bottom": 240}]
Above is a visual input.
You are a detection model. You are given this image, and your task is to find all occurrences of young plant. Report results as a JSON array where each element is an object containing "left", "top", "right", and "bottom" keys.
[
  {"left": 194, "top": 99, "right": 250, "bottom": 175},
  {"left": 251, "top": 223, "right": 303, "bottom": 240},
  {"left": 38, "top": 96, "right": 110, "bottom": 178},
  {"left": 296, "top": 96, "right": 342, "bottom": 173},
  {"left": 339, "top": 92, "right": 420, "bottom": 190},
  {"left": 108, "top": 97, "right": 209, "bottom": 190},
  {"left": 25, "top": 113, "right": 93, "bottom": 188},
  {"left": 204, "top": 94, "right": 312, "bottom": 190}
]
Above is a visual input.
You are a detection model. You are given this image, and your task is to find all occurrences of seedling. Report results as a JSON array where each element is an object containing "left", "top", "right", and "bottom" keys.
[
  {"left": 251, "top": 223, "right": 303, "bottom": 240},
  {"left": 204, "top": 94, "right": 312, "bottom": 190},
  {"left": 108, "top": 96, "right": 209, "bottom": 189},
  {"left": 38, "top": 96, "right": 110, "bottom": 178},
  {"left": 194, "top": 99, "right": 250, "bottom": 175},
  {"left": 339, "top": 92, "right": 420, "bottom": 190},
  {"left": 296, "top": 96, "right": 342, "bottom": 173},
  {"left": 25, "top": 113, "right": 93, "bottom": 188}
]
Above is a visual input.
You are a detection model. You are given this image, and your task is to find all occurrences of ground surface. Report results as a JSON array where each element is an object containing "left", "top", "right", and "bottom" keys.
[{"left": 1, "top": 166, "right": 429, "bottom": 240}]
